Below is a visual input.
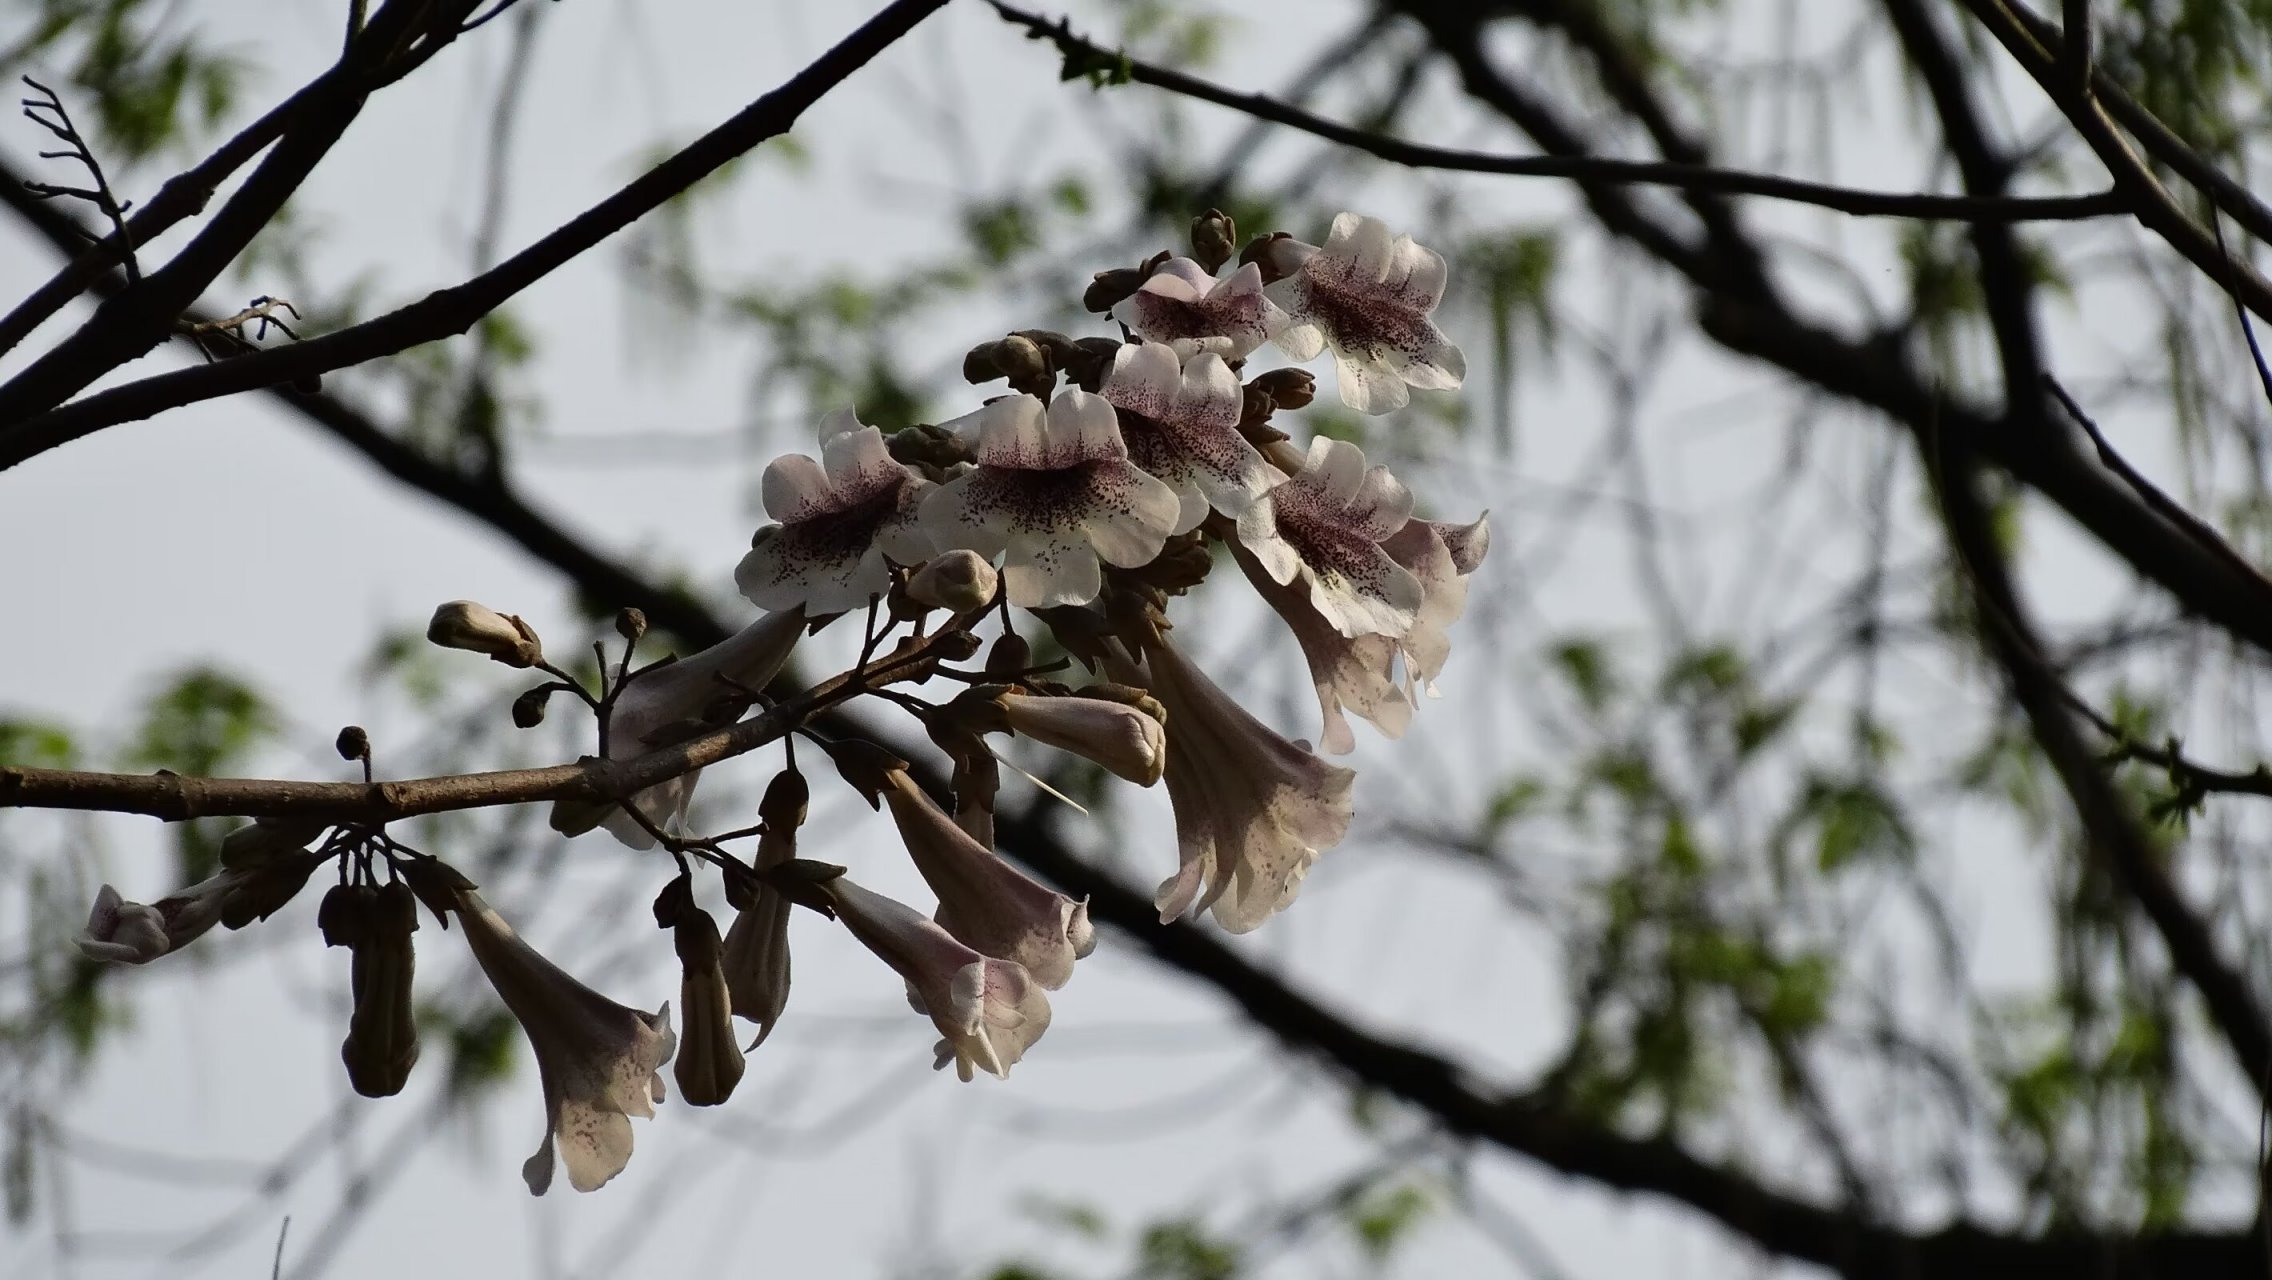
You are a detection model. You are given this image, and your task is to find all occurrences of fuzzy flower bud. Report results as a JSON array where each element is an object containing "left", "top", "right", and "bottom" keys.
[
  {"left": 339, "top": 880, "right": 421, "bottom": 1098},
  {"left": 1250, "top": 366, "right": 1316, "bottom": 411},
  {"left": 427, "top": 600, "right": 544, "bottom": 668},
  {"left": 905, "top": 550, "right": 1001, "bottom": 614},
  {"left": 1191, "top": 208, "right": 1238, "bottom": 274}
]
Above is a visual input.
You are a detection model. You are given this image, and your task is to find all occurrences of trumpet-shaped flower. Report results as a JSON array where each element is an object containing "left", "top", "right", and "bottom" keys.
[
  {"left": 996, "top": 691, "right": 1166, "bottom": 787},
  {"left": 453, "top": 891, "right": 675, "bottom": 1195},
  {"left": 556, "top": 607, "right": 805, "bottom": 851},
  {"left": 1266, "top": 213, "right": 1466, "bottom": 414},
  {"left": 75, "top": 851, "right": 324, "bottom": 965},
  {"left": 1384, "top": 513, "right": 1490, "bottom": 699},
  {"left": 1233, "top": 544, "right": 1408, "bottom": 755},
  {"left": 820, "top": 875, "right": 1053, "bottom": 1080},
  {"left": 672, "top": 908, "right": 744, "bottom": 1107},
  {"left": 1248, "top": 437, "right": 1422, "bottom": 639},
  {"left": 736, "top": 410, "right": 934, "bottom": 616},
  {"left": 722, "top": 772, "right": 805, "bottom": 1044},
  {"left": 75, "top": 884, "right": 173, "bottom": 963},
  {"left": 1110, "top": 259, "right": 1286, "bottom": 359},
  {"left": 1111, "top": 641, "right": 1355, "bottom": 933},
  {"left": 1097, "top": 343, "right": 1282, "bottom": 540},
  {"left": 882, "top": 769, "right": 1094, "bottom": 989},
  {"left": 919, "top": 392, "right": 1180, "bottom": 608}
]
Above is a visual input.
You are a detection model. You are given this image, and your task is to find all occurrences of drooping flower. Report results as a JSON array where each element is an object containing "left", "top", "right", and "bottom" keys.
[
  {"left": 819, "top": 874, "right": 1053, "bottom": 1080},
  {"left": 671, "top": 907, "right": 744, "bottom": 1107},
  {"left": 1265, "top": 213, "right": 1466, "bottom": 414},
  {"left": 75, "top": 849, "right": 326, "bottom": 965},
  {"left": 919, "top": 391, "right": 1180, "bottom": 609},
  {"left": 996, "top": 690, "right": 1166, "bottom": 786},
  {"left": 721, "top": 770, "right": 805, "bottom": 1043},
  {"left": 452, "top": 891, "right": 675, "bottom": 1195},
  {"left": 1233, "top": 510, "right": 1489, "bottom": 753},
  {"left": 736, "top": 409, "right": 934, "bottom": 616},
  {"left": 1382, "top": 513, "right": 1490, "bottom": 700},
  {"left": 1109, "top": 640, "right": 1355, "bottom": 933},
  {"left": 1110, "top": 258, "right": 1286, "bottom": 359},
  {"left": 1233, "top": 544, "right": 1408, "bottom": 756},
  {"left": 1097, "top": 343, "right": 1283, "bottom": 543},
  {"left": 1246, "top": 436, "right": 1423, "bottom": 639},
  {"left": 553, "top": 607, "right": 805, "bottom": 851},
  {"left": 880, "top": 769, "right": 1094, "bottom": 989},
  {"left": 332, "top": 880, "right": 421, "bottom": 1099},
  {"left": 75, "top": 884, "right": 173, "bottom": 963}
]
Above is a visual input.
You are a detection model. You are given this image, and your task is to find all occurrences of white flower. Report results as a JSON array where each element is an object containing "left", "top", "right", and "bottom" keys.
[
  {"left": 555, "top": 607, "right": 805, "bottom": 851},
  {"left": 75, "top": 852, "right": 323, "bottom": 965},
  {"left": 904, "top": 549, "right": 1001, "bottom": 614},
  {"left": 426, "top": 600, "right": 544, "bottom": 667},
  {"left": 918, "top": 392, "right": 1180, "bottom": 608},
  {"left": 453, "top": 891, "right": 675, "bottom": 1195},
  {"left": 1110, "top": 258, "right": 1286, "bottom": 359},
  {"left": 882, "top": 769, "right": 1094, "bottom": 989},
  {"left": 1097, "top": 343, "right": 1283, "bottom": 543},
  {"left": 1384, "top": 513, "right": 1490, "bottom": 699},
  {"left": 74, "top": 884, "right": 173, "bottom": 963},
  {"left": 1233, "top": 512, "right": 1487, "bottom": 752},
  {"left": 1233, "top": 543, "right": 1408, "bottom": 756},
  {"left": 996, "top": 690, "right": 1166, "bottom": 786},
  {"left": 1266, "top": 213, "right": 1466, "bottom": 415},
  {"left": 1109, "top": 640, "right": 1355, "bottom": 933},
  {"left": 1246, "top": 437, "right": 1423, "bottom": 639},
  {"left": 736, "top": 409, "right": 934, "bottom": 616},
  {"left": 819, "top": 875, "right": 1053, "bottom": 1080}
]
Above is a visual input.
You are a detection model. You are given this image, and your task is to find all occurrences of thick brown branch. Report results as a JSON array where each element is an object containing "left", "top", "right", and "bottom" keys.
[
  {"left": 988, "top": 2, "right": 2124, "bottom": 225},
  {"left": 0, "top": 0, "right": 953, "bottom": 464},
  {"left": 0, "top": 636, "right": 944, "bottom": 823}
]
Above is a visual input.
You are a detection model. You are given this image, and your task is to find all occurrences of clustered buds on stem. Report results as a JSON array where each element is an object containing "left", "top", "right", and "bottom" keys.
[{"left": 71, "top": 209, "right": 1487, "bottom": 1197}]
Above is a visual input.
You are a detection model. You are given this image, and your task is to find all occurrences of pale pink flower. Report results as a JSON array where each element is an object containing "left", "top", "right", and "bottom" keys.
[
  {"left": 1111, "top": 258, "right": 1286, "bottom": 359},
  {"left": 1110, "top": 641, "right": 1355, "bottom": 933},
  {"left": 1233, "top": 544, "right": 1408, "bottom": 756},
  {"left": 555, "top": 607, "right": 805, "bottom": 851},
  {"left": 1233, "top": 510, "right": 1488, "bottom": 753},
  {"left": 997, "top": 691, "right": 1166, "bottom": 786},
  {"left": 736, "top": 409, "right": 934, "bottom": 615},
  {"left": 918, "top": 392, "right": 1180, "bottom": 608},
  {"left": 74, "top": 884, "right": 174, "bottom": 964},
  {"left": 1385, "top": 514, "right": 1490, "bottom": 699},
  {"left": 1097, "top": 343, "right": 1282, "bottom": 541},
  {"left": 882, "top": 769, "right": 1094, "bottom": 989},
  {"left": 1246, "top": 437, "right": 1423, "bottom": 639},
  {"left": 820, "top": 875, "right": 1053, "bottom": 1080},
  {"left": 721, "top": 822, "right": 796, "bottom": 1044},
  {"left": 1266, "top": 213, "right": 1466, "bottom": 414},
  {"left": 453, "top": 891, "right": 675, "bottom": 1195}
]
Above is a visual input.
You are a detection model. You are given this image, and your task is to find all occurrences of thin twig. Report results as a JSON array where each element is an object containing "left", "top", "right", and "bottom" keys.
[
  {"left": 17, "top": 78, "right": 137, "bottom": 282},
  {"left": 2042, "top": 374, "right": 2272, "bottom": 611},
  {"left": 987, "top": 2, "right": 2125, "bottom": 224}
]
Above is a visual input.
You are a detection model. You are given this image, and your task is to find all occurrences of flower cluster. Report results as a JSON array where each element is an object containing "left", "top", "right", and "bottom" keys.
[{"left": 70, "top": 209, "right": 1484, "bottom": 1195}]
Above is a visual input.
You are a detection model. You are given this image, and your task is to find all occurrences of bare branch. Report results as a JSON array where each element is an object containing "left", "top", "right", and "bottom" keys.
[
  {"left": 0, "top": 0, "right": 954, "bottom": 463},
  {"left": 988, "top": 2, "right": 2126, "bottom": 226}
]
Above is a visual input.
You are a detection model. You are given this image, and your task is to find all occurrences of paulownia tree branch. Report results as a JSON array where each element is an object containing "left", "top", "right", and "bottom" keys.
[
  {"left": 0, "top": 0, "right": 955, "bottom": 463},
  {"left": 0, "top": 630, "right": 949, "bottom": 823},
  {"left": 1926, "top": 428, "right": 2272, "bottom": 1107},
  {"left": 988, "top": 2, "right": 2126, "bottom": 225}
]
